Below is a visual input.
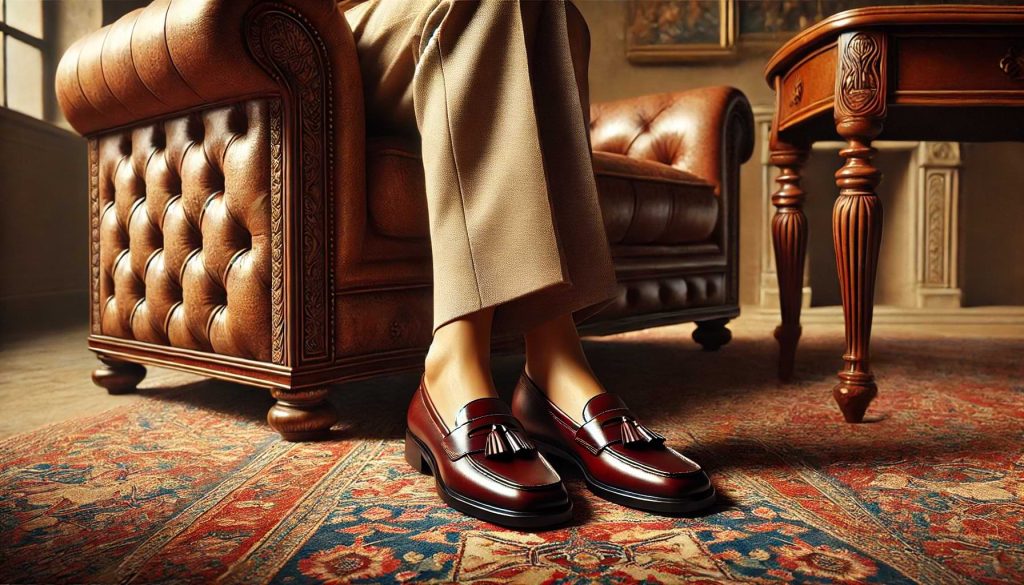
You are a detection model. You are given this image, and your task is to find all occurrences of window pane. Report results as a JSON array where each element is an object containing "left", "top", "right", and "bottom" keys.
[
  {"left": 0, "top": 0, "right": 5, "bottom": 23},
  {"left": 7, "top": 37, "right": 42, "bottom": 119},
  {"left": 6, "top": 0, "right": 43, "bottom": 38}
]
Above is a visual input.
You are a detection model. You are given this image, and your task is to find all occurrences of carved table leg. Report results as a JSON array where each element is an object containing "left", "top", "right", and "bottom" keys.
[
  {"left": 832, "top": 123, "right": 883, "bottom": 423},
  {"left": 692, "top": 318, "right": 732, "bottom": 351},
  {"left": 831, "top": 31, "right": 887, "bottom": 423},
  {"left": 267, "top": 387, "right": 339, "bottom": 441},
  {"left": 92, "top": 356, "right": 146, "bottom": 395},
  {"left": 770, "top": 142, "right": 810, "bottom": 381}
]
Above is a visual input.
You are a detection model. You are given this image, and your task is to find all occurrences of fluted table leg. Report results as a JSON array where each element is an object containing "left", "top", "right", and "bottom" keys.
[
  {"left": 831, "top": 31, "right": 887, "bottom": 423},
  {"left": 770, "top": 142, "right": 810, "bottom": 382},
  {"left": 832, "top": 125, "right": 883, "bottom": 422}
]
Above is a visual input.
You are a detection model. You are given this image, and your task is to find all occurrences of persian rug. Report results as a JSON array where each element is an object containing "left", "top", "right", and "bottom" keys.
[{"left": 2, "top": 324, "right": 1022, "bottom": 584}]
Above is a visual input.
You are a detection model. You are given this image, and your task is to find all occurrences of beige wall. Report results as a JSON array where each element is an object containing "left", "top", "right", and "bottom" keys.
[
  {"left": 960, "top": 143, "right": 1024, "bottom": 306},
  {"left": 576, "top": 0, "right": 1024, "bottom": 309},
  {"left": 0, "top": 111, "right": 89, "bottom": 335},
  {"left": 0, "top": 2, "right": 101, "bottom": 337}
]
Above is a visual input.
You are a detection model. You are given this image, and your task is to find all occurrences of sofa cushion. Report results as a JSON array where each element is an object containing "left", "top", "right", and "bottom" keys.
[
  {"left": 592, "top": 152, "right": 718, "bottom": 245},
  {"left": 366, "top": 137, "right": 718, "bottom": 245}
]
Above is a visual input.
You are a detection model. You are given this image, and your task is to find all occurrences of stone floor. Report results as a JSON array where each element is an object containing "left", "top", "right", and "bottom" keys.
[{"left": 2, "top": 316, "right": 1021, "bottom": 439}]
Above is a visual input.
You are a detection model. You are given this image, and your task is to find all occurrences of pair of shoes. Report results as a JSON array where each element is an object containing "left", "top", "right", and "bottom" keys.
[
  {"left": 405, "top": 377, "right": 573, "bottom": 529},
  {"left": 405, "top": 373, "right": 714, "bottom": 528}
]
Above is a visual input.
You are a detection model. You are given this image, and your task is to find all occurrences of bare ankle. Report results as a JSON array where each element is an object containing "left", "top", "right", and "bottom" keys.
[
  {"left": 524, "top": 314, "right": 605, "bottom": 422},
  {"left": 422, "top": 311, "right": 499, "bottom": 428}
]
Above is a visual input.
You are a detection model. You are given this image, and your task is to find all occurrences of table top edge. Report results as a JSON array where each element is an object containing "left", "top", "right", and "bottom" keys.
[{"left": 764, "top": 4, "right": 1024, "bottom": 86}]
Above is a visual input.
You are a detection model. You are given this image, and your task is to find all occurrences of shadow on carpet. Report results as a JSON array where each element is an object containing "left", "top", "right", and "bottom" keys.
[{"left": 1, "top": 326, "right": 1022, "bottom": 584}]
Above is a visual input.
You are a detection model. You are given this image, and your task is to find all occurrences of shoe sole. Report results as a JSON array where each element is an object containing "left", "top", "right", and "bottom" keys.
[
  {"left": 404, "top": 430, "right": 573, "bottom": 529},
  {"left": 533, "top": 438, "right": 717, "bottom": 516}
]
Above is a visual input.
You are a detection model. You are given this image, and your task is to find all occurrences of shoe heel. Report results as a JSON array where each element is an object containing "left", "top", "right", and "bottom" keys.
[{"left": 404, "top": 430, "right": 432, "bottom": 475}]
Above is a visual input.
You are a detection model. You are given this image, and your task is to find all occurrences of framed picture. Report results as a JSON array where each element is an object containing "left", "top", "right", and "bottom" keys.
[
  {"left": 626, "top": 0, "right": 736, "bottom": 63},
  {"left": 627, "top": 0, "right": 1023, "bottom": 63},
  {"left": 737, "top": 0, "right": 865, "bottom": 47}
]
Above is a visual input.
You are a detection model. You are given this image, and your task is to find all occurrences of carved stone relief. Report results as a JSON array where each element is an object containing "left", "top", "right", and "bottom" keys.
[{"left": 915, "top": 142, "right": 961, "bottom": 309}]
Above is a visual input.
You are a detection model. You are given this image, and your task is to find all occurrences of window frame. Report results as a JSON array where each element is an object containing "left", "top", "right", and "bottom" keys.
[{"left": 0, "top": 1, "right": 48, "bottom": 117}]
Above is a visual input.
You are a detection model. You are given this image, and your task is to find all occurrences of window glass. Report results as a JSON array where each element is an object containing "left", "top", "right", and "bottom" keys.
[
  {"left": 6, "top": 0, "right": 43, "bottom": 38},
  {"left": 7, "top": 36, "right": 42, "bottom": 119},
  {"left": 0, "top": 0, "right": 5, "bottom": 23}
]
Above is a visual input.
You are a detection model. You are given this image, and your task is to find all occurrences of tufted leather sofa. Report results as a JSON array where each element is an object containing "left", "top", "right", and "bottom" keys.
[{"left": 56, "top": 0, "right": 753, "bottom": 440}]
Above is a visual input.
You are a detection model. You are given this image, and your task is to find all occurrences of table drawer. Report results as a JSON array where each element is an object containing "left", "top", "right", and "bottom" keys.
[
  {"left": 894, "top": 34, "right": 1024, "bottom": 103},
  {"left": 777, "top": 43, "right": 838, "bottom": 130}
]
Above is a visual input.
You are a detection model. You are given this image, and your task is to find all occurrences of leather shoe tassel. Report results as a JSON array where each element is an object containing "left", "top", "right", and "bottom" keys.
[
  {"left": 484, "top": 424, "right": 534, "bottom": 459},
  {"left": 619, "top": 417, "right": 665, "bottom": 447}
]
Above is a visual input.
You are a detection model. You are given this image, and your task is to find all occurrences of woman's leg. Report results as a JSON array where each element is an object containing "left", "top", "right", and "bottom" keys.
[
  {"left": 346, "top": 0, "right": 617, "bottom": 420},
  {"left": 524, "top": 313, "right": 605, "bottom": 422},
  {"left": 422, "top": 308, "right": 496, "bottom": 428}
]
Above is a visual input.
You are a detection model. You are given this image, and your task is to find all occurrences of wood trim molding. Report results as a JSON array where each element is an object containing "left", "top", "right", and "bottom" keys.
[
  {"left": 246, "top": 4, "right": 335, "bottom": 368},
  {"left": 88, "top": 139, "right": 101, "bottom": 334}
]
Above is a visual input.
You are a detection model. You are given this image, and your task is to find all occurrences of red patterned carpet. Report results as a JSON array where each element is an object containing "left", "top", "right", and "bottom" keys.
[{"left": 2, "top": 323, "right": 1023, "bottom": 584}]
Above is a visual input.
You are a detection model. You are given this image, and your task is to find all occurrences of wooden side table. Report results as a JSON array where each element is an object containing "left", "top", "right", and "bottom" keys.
[{"left": 764, "top": 5, "right": 1024, "bottom": 422}]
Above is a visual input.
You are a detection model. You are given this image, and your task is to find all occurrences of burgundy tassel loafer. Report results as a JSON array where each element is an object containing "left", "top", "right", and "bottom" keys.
[
  {"left": 405, "top": 378, "right": 573, "bottom": 528},
  {"left": 511, "top": 373, "right": 715, "bottom": 515}
]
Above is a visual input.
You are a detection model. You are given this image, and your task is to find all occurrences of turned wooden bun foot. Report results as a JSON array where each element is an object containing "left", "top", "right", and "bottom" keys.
[
  {"left": 692, "top": 318, "right": 733, "bottom": 352},
  {"left": 833, "top": 372, "right": 878, "bottom": 423},
  {"left": 92, "top": 357, "right": 146, "bottom": 395},
  {"left": 773, "top": 324, "right": 802, "bottom": 382},
  {"left": 267, "top": 388, "right": 339, "bottom": 441}
]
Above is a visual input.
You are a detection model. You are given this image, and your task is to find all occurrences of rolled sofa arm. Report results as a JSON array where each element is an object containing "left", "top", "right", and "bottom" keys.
[
  {"left": 590, "top": 86, "right": 755, "bottom": 194},
  {"left": 56, "top": 0, "right": 361, "bottom": 136},
  {"left": 56, "top": 0, "right": 365, "bottom": 369}
]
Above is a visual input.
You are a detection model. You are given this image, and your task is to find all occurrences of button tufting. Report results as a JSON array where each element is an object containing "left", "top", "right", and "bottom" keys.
[
  {"left": 93, "top": 101, "right": 274, "bottom": 362},
  {"left": 657, "top": 284, "right": 672, "bottom": 305},
  {"left": 152, "top": 129, "right": 166, "bottom": 151},
  {"left": 186, "top": 114, "right": 204, "bottom": 142},
  {"left": 198, "top": 191, "right": 223, "bottom": 227},
  {"left": 228, "top": 104, "right": 249, "bottom": 135},
  {"left": 625, "top": 286, "right": 640, "bottom": 306},
  {"left": 129, "top": 297, "right": 146, "bottom": 326},
  {"left": 113, "top": 248, "right": 131, "bottom": 272},
  {"left": 143, "top": 248, "right": 162, "bottom": 277},
  {"left": 222, "top": 248, "right": 249, "bottom": 284}
]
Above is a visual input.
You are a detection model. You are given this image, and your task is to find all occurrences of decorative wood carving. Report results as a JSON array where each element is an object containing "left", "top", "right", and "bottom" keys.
[
  {"left": 247, "top": 4, "right": 335, "bottom": 366},
  {"left": 769, "top": 134, "right": 810, "bottom": 382},
  {"left": 828, "top": 30, "right": 889, "bottom": 422},
  {"left": 999, "top": 46, "right": 1024, "bottom": 80},
  {"left": 269, "top": 99, "right": 286, "bottom": 364},
  {"left": 89, "top": 140, "right": 101, "bottom": 334},
  {"left": 835, "top": 32, "right": 887, "bottom": 122},
  {"left": 789, "top": 78, "right": 803, "bottom": 107}
]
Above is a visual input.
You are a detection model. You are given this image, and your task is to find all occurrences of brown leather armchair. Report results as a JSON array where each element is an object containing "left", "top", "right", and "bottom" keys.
[{"left": 56, "top": 0, "right": 753, "bottom": 440}]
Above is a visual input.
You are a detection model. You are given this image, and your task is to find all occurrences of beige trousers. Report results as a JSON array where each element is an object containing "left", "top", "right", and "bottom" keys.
[{"left": 344, "top": 0, "right": 617, "bottom": 335}]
